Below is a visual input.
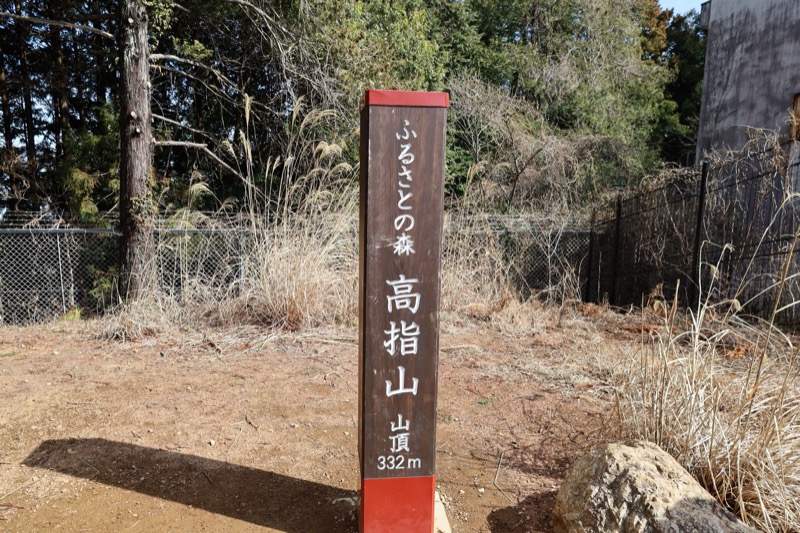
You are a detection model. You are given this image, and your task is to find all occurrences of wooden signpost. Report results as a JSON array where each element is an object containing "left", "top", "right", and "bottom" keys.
[{"left": 358, "top": 90, "right": 449, "bottom": 532}]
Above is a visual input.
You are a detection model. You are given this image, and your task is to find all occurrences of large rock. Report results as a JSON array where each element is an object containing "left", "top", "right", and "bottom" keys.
[{"left": 552, "top": 440, "right": 758, "bottom": 533}]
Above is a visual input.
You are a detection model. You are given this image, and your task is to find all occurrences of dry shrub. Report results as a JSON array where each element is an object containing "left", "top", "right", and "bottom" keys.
[
  {"left": 616, "top": 258, "right": 800, "bottom": 531},
  {"left": 440, "top": 212, "right": 585, "bottom": 333},
  {"left": 170, "top": 163, "right": 359, "bottom": 330},
  {"left": 701, "top": 133, "right": 800, "bottom": 324},
  {"left": 449, "top": 75, "right": 648, "bottom": 211},
  {"left": 214, "top": 213, "right": 358, "bottom": 329},
  {"left": 448, "top": 75, "right": 577, "bottom": 211},
  {"left": 595, "top": 130, "right": 799, "bottom": 326},
  {"left": 99, "top": 286, "right": 183, "bottom": 341},
  {"left": 441, "top": 213, "right": 509, "bottom": 314}
]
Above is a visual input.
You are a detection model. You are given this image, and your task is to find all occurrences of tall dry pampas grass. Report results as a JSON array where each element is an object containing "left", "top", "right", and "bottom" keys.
[
  {"left": 200, "top": 99, "right": 359, "bottom": 330},
  {"left": 217, "top": 211, "right": 358, "bottom": 330},
  {"left": 102, "top": 98, "right": 358, "bottom": 338}
]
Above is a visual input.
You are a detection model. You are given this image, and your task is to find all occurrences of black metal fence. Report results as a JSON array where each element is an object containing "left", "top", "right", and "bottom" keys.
[{"left": 588, "top": 141, "right": 800, "bottom": 325}]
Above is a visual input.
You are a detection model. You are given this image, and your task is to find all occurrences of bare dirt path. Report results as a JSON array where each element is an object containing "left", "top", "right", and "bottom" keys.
[{"left": 0, "top": 312, "right": 626, "bottom": 532}]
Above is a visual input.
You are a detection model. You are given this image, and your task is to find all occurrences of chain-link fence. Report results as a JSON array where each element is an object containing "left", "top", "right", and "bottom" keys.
[
  {"left": 0, "top": 227, "right": 117, "bottom": 324},
  {"left": 434, "top": 214, "right": 590, "bottom": 319},
  {"left": 0, "top": 212, "right": 591, "bottom": 326},
  {"left": 0, "top": 211, "right": 252, "bottom": 325},
  {"left": 447, "top": 216, "right": 589, "bottom": 302}
]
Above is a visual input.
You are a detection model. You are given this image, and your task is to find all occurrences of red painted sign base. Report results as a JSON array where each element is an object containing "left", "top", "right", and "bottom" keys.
[{"left": 360, "top": 476, "right": 436, "bottom": 533}]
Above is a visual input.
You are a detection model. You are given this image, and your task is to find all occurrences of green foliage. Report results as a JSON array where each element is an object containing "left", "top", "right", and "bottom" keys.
[
  {"left": 425, "top": 0, "right": 490, "bottom": 76},
  {"left": 145, "top": 0, "right": 176, "bottom": 46},
  {"left": 661, "top": 10, "right": 706, "bottom": 164},
  {"left": 174, "top": 38, "right": 212, "bottom": 62},
  {"left": 62, "top": 307, "right": 83, "bottom": 321},
  {"left": 0, "top": 0, "right": 707, "bottom": 217},
  {"left": 312, "top": 0, "right": 448, "bottom": 105},
  {"left": 56, "top": 106, "right": 120, "bottom": 223},
  {"left": 438, "top": 0, "right": 682, "bottom": 200},
  {"left": 88, "top": 264, "right": 119, "bottom": 311},
  {"left": 445, "top": 142, "right": 474, "bottom": 198}
]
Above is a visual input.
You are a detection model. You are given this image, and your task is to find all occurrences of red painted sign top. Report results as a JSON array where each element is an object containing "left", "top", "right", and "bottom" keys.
[{"left": 364, "top": 90, "right": 450, "bottom": 108}]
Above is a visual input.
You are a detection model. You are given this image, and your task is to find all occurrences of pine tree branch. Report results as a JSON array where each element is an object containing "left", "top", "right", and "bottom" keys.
[{"left": 0, "top": 13, "right": 115, "bottom": 40}]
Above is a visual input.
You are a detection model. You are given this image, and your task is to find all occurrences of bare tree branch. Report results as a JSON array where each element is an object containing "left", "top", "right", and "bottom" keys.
[
  {"left": 223, "top": 0, "right": 289, "bottom": 36},
  {"left": 152, "top": 113, "right": 215, "bottom": 142},
  {"left": 150, "top": 54, "right": 238, "bottom": 90},
  {"left": 151, "top": 65, "right": 238, "bottom": 106},
  {"left": 223, "top": 0, "right": 294, "bottom": 63},
  {"left": 154, "top": 140, "right": 242, "bottom": 179},
  {"left": 0, "top": 12, "right": 115, "bottom": 40}
]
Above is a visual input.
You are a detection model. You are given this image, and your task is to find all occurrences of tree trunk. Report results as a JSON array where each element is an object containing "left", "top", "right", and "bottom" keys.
[
  {"left": 0, "top": 40, "right": 13, "bottom": 150},
  {"left": 92, "top": 18, "right": 108, "bottom": 110},
  {"left": 71, "top": 28, "right": 86, "bottom": 129},
  {"left": 0, "top": 38, "right": 20, "bottom": 210},
  {"left": 14, "top": 0, "right": 36, "bottom": 166},
  {"left": 118, "top": 0, "right": 155, "bottom": 301},
  {"left": 48, "top": 5, "right": 68, "bottom": 159},
  {"left": 0, "top": 39, "right": 14, "bottom": 150}
]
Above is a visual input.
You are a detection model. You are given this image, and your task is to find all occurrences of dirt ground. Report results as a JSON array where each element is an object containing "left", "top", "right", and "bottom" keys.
[{"left": 0, "top": 309, "right": 634, "bottom": 532}]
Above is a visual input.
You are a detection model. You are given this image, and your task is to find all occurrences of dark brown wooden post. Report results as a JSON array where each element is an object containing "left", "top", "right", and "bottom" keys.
[{"left": 358, "top": 90, "right": 448, "bottom": 532}]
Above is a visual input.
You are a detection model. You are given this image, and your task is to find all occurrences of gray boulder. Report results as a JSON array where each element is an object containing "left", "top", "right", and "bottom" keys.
[{"left": 552, "top": 440, "right": 758, "bottom": 533}]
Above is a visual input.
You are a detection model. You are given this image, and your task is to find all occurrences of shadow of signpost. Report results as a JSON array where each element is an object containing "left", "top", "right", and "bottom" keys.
[{"left": 23, "top": 438, "right": 358, "bottom": 532}]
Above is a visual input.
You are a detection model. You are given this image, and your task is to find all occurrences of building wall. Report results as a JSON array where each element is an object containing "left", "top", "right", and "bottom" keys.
[{"left": 696, "top": 0, "right": 800, "bottom": 161}]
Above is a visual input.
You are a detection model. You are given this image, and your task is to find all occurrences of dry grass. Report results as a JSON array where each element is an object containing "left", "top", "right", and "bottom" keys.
[
  {"left": 616, "top": 266, "right": 800, "bottom": 531},
  {"left": 580, "top": 134, "right": 800, "bottom": 530},
  {"left": 441, "top": 214, "right": 510, "bottom": 315},
  {"left": 101, "top": 208, "right": 581, "bottom": 340},
  {"left": 100, "top": 289, "right": 183, "bottom": 341},
  {"left": 214, "top": 213, "right": 359, "bottom": 330},
  {"left": 102, "top": 99, "right": 358, "bottom": 339}
]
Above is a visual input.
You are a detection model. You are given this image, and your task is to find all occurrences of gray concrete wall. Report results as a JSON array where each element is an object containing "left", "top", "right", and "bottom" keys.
[{"left": 696, "top": 0, "right": 800, "bottom": 161}]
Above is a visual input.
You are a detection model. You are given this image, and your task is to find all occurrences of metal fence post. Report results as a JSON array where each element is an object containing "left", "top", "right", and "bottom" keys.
[
  {"left": 585, "top": 210, "right": 595, "bottom": 303},
  {"left": 690, "top": 160, "right": 709, "bottom": 307},
  {"left": 56, "top": 231, "right": 67, "bottom": 316},
  {"left": 610, "top": 194, "right": 622, "bottom": 306}
]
